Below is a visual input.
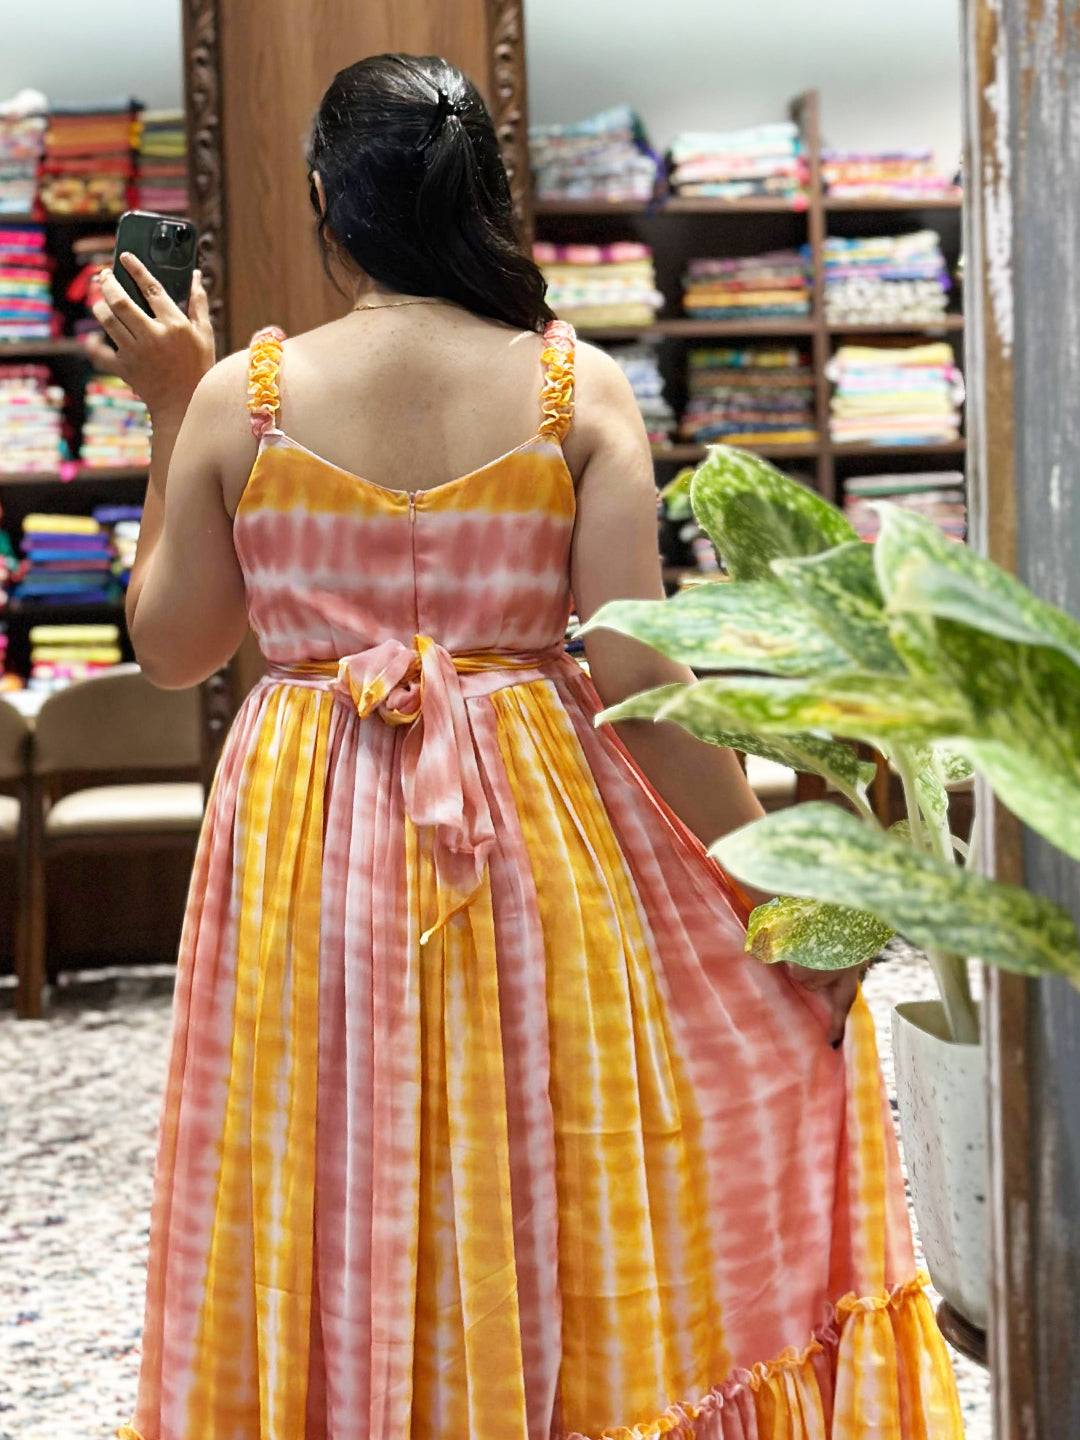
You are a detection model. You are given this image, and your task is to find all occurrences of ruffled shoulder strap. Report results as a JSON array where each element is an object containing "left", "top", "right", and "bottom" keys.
[
  {"left": 247, "top": 326, "right": 286, "bottom": 440},
  {"left": 538, "top": 319, "right": 576, "bottom": 443}
]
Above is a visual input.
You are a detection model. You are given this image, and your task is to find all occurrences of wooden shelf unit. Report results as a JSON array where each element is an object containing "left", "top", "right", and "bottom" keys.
[
  {"left": 531, "top": 89, "right": 965, "bottom": 514},
  {"left": 0, "top": 213, "right": 146, "bottom": 684}
]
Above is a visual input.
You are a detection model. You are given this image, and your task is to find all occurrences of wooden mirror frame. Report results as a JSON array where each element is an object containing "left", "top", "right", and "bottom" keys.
[{"left": 180, "top": 0, "right": 532, "bottom": 782}]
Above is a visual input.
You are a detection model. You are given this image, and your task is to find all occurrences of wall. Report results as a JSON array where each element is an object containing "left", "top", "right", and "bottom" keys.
[
  {"left": 526, "top": 0, "right": 962, "bottom": 166},
  {"left": 1, "top": 0, "right": 182, "bottom": 109}
]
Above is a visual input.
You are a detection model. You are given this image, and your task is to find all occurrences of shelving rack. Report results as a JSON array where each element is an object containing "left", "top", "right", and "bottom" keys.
[
  {"left": 0, "top": 213, "right": 147, "bottom": 680},
  {"left": 531, "top": 91, "right": 965, "bottom": 519}
]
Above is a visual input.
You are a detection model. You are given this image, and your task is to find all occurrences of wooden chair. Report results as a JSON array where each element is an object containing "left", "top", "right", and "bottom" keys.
[
  {"left": 19, "top": 665, "right": 203, "bottom": 1019},
  {"left": 0, "top": 699, "right": 32, "bottom": 998}
]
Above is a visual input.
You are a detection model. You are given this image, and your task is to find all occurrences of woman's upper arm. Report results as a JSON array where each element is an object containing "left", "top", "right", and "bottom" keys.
[
  {"left": 128, "top": 357, "right": 253, "bottom": 687},
  {"left": 568, "top": 346, "right": 693, "bottom": 705}
]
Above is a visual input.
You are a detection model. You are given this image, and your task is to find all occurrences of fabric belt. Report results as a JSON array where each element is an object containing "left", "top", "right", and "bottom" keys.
[{"left": 267, "top": 637, "right": 573, "bottom": 940}]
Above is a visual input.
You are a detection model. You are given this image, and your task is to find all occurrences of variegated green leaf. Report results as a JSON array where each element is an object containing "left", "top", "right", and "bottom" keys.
[
  {"left": 713, "top": 804, "right": 1080, "bottom": 979},
  {"left": 936, "top": 747, "right": 975, "bottom": 784},
  {"left": 581, "top": 581, "right": 850, "bottom": 675},
  {"left": 597, "top": 687, "right": 876, "bottom": 795},
  {"left": 906, "top": 745, "right": 950, "bottom": 834},
  {"left": 690, "top": 445, "right": 857, "bottom": 582},
  {"left": 877, "top": 505, "right": 1080, "bottom": 670},
  {"left": 746, "top": 896, "right": 893, "bottom": 970},
  {"left": 771, "top": 542, "right": 906, "bottom": 674},
  {"left": 888, "top": 609, "right": 1080, "bottom": 860},
  {"left": 656, "top": 673, "right": 970, "bottom": 749},
  {"left": 659, "top": 466, "right": 695, "bottom": 521}
]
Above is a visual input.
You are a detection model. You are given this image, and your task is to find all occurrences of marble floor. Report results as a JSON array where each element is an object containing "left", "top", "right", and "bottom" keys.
[{"left": 0, "top": 954, "right": 990, "bottom": 1440}]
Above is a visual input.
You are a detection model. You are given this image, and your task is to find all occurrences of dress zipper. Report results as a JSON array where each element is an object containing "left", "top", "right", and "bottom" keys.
[{"left": 407, "top": 491, "right": 420, "bottom": 635}]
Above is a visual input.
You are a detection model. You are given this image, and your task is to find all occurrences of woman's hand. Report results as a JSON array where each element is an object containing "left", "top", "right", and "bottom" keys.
[
  {"left": 86, "top": 253, "right": 215, "bottom": 423},
  {"left": 785, "top": 962, "right": 865, "bottom": 1049}
]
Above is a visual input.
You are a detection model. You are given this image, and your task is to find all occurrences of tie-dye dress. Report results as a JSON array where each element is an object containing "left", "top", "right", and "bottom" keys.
[{"left": 119, "top": 321, "right": 963, "bottom": 1440}]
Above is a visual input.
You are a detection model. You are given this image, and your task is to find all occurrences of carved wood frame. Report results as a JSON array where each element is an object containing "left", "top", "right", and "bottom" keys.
[{"left": 181, "top": 0, "right": 234, "bottom": 781}]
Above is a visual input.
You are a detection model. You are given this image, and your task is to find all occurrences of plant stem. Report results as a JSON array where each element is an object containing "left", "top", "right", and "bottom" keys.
[
  {"left": 927, "top": 948, "right": 980, "bottom": 1045},
  {"left": 893, "top": 747, "right": 927, "bottom": 851}
]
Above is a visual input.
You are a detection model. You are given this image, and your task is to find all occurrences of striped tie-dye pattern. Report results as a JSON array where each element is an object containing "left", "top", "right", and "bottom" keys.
[{"left": 118, "top": 321, "right": 963, "bottom": 1440}]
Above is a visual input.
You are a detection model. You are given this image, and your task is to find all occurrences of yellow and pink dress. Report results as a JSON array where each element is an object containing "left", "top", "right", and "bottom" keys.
[{"left": 120, "top": 321, "right": 963, "bottom": 1440}]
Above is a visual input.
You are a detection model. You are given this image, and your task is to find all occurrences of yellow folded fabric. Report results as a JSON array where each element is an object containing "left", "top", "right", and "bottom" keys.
[
  {"left": 30, "top": 646, "right": 123, "bottom": 664},
  {"left": 28, "top": 624, "right": 121, "bottom": 645},
  {"left": 23, "top": 514, "right": 102, "bottom": 536}
]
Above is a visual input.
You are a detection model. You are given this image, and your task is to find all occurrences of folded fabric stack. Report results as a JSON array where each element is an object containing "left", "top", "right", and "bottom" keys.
[
  {"left": 681, "top": 346, "right": 817, "bottom": 446},
  {"left": 0, "top": 522, "right": 15, "bottom": 608},
  {"left": 80, "top": 376, "right": 151, "bottom": 469},
  {"left": 535, "top": 241, "right": 663, "bottom": 328},
  {"left": 0, "top": 90, "right": 48, "bottom": 217},
  {"left": 530, "top": 106, "right": 660, "bottom": 203},
  {"left": 93, "top": 503, "right": 142, "bottom": 587},
  {"left": 606, "top": 344, "right": 675, "bottom": 444},
  {"left": 683, "top": 250, "right": 811, "bottom": 322},
  {"left": 0, "top": 626, "right": 17, "bottom": 690},
  {"left": 136, "top": 109, "right": 188, "bottom": 214},
  {"left": 0, "top": 364, "right": 65, "bottom": 473},
  {"left": 39, "top": 101, "right": 137, "bottom": 217},
  {"left": 822, "top": 150, "right": 960, "bottom": 203},
  {"left": 668, "top": 123, "right": 807, "bottom": 205},
  {"left": 828, "top": 343, "right": 965, "bottom": 446},
  {"left": 28, "top": 622, "right": 122, "bottom": 692},
  {"left": 844, "top": 471, "right": 966, "bottom": 541},
  {"left": 15, "top": 512, "right": 120, "bottom": 606},
  {"left": 66, "top": 232, "right": 115, "bottom": 337},
  {"left": 0, "top": 225, "right": 57, "bottom": 341},
  {"left": 823, "top": 231, "right": 951, "bottom": 326}
]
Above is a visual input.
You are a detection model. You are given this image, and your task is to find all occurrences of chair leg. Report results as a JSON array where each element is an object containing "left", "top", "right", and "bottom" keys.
[{"left": 16, "top": 777, "right": 46, "bottom": 1020}]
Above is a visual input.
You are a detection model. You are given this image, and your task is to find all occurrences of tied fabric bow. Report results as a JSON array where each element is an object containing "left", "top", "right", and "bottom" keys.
[{"left": 336, "top": 636, "right": 496, "bottom": 942}]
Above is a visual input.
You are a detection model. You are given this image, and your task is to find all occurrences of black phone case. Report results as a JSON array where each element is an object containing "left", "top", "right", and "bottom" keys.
[{"left": 112, "top": 211, "right": 198, "bottom": 315}]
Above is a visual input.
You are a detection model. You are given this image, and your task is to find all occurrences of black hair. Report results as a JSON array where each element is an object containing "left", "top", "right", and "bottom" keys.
[{"left": 307, "top": 54, "right": 553, "bottom": 333}]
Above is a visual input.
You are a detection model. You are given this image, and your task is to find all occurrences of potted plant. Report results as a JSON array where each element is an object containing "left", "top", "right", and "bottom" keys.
[{"left": 582, "top": 445, "right": 1080, "bottom": 1333}]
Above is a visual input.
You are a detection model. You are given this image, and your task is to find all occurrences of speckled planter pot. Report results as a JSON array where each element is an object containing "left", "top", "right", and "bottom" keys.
[{"left": 892, "top": 999, "right": 988, "bottom": 1332}]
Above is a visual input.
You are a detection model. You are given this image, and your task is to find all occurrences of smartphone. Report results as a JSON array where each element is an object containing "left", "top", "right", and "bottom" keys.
[{"left": 112, "top": 211, "right": 199, "bottom": 315}]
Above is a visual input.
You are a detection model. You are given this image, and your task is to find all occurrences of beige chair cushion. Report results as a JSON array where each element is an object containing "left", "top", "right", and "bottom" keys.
[
  {"left": 46, "top": 782, "right": 204, "bottom": 837},
  {"left": 34, "top": 664, "right": 201, "bottom": 775},
  {"left": 746, "top": 755, "right": 798, "bottom": 803},
  {"left": 0, "top": 793, "right": 18, "bottom": 841}
]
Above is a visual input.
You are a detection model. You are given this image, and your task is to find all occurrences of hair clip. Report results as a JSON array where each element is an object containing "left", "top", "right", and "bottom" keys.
[{"left": 416, "top": 87, "right": 462, "bottom": 152}]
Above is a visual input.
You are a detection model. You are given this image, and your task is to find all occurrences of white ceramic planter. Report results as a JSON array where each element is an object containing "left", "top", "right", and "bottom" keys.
[{"left": 891, "top": 999, "right": 988, "bottom": 1331}]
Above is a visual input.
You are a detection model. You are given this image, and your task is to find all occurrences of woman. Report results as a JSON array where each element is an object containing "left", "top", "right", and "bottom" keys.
[{"left": 95, "top": 54, "right": 961, "bottom": 1440}]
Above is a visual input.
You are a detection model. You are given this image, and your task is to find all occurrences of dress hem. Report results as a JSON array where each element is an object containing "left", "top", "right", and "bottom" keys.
[{"left": 116, "top": 1271, "right": 963, "bottom": 1440}]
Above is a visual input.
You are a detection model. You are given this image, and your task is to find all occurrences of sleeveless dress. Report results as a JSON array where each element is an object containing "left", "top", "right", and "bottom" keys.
[{"left": 119, "top": 321, "right": 963, "bottom": 1440}]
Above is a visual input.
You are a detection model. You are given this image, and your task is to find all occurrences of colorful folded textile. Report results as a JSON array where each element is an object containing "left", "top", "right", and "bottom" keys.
[
  {"left": 80, "top": 376, "right": 151, "bottom": 468},
  {"left": 67, "top": 233, "right": 116, "bottom": 337},
  {"left": 93, "top": 503, "right": 142, "bottom": 587},
  {"left": 844, "top": 470, "right": 966, "bottom": 541},
  {"left": 534, "top": 241, "right": 664, "bottom": 328},
  {"left": 827, "top": 343, "right": 965, "bottom": 445},
  {"left": 0, "top": 365, "right": 65, "bottom": 472},
  {"left": 822, "top": 150, "right": 961, "bottom": 203},
  {"left": 530, "top": 106, "right": 661, "bottom": 203},
  {"left": 0, "top": 225, "right": 58, "bottom": 342},
  {"left": 680, "top": 346, "right": 817, "bottom": 446},
  {"left": 682, "top": 250, "right": 811, "bottom": 321},
  {"left": 604, "top": 343, "right": 675, "bottom": 444},
  {"left": 40, "top": 101, "right": 138, "bottom": 216},
  {"left": 136, "top": 109, "right": 189, "bottom": 214},
  {"left": 14, "top": 512, "right": 121, "bottom": 608},
  {"left": 822, "top": 231, "right": 952, "bottom": 326},
  {"left": 28, "top": 620, "right": 122, "bottom": 691},
  {"left": 668, "top": 123, "right": 808, "bottom": 206},
  {"left": 0, "top": 90, "right": 48, "bottom": 218}
]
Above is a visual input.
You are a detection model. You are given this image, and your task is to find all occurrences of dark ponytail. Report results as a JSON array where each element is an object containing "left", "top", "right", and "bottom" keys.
[{"left": 307, "top": 54, "right": 553, "bottom": 333}]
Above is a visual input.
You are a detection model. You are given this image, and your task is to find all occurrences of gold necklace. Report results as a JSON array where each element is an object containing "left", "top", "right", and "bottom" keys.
[{"left": 352, "top": 296, "right": 450, "bottom": 313}]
